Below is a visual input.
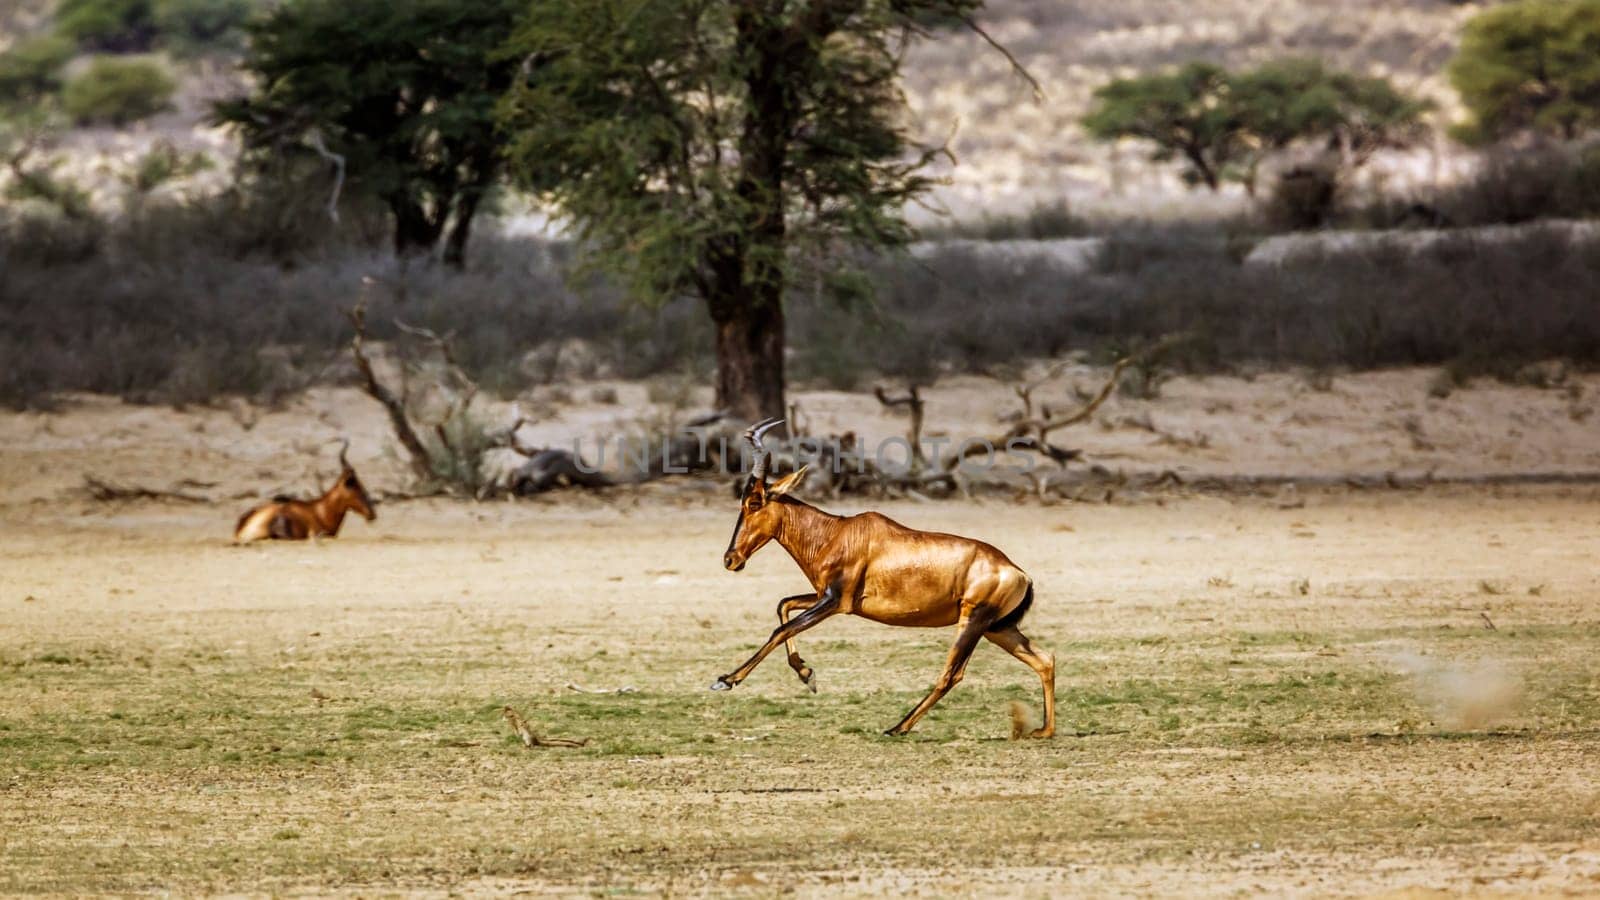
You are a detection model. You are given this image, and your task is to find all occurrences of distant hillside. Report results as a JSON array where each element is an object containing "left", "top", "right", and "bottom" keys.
[
  {"left": 901, "top": 0, "right": 1486, "bottom": 218},
  {"left": 3, "top": 0, "right": 1493, "bottom": 222}
]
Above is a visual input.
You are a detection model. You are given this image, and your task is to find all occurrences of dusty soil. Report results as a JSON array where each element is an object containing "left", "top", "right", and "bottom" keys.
[
  {"left": 2, "top": 371, "right": 1599, "bottom": 895},
  {"left": 2, "top": 366, "right": 1596, "bottom": 507}
]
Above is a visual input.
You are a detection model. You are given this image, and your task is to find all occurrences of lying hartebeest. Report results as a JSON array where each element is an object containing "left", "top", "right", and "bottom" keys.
[
  {"left": 233, "top": 441, "right": 376, "bottom": 542},
  {"left": 714, "top": 419, "right": 1055, "bottom": 738}
]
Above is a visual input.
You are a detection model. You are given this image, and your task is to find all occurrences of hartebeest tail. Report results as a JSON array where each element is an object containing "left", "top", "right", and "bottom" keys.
[
  {"left": 233, "top": 440, "right": 376, "bottom": 543},
  {"left": 712, "top": 418, "right": 1056, "bottom": 738}
]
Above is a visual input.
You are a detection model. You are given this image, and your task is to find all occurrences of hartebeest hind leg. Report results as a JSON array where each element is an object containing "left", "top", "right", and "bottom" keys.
[
  {"left": 777, "top": 594, "right": 820, "bottom": 691},
  {"left": 711, "top": 589, "right": 839, "bottom": 691},
  {"left": 884, "top": 608, "right": 999, "bottom": 737},
  {"left": 984, "top": 626, "right": 1056, "bottom": 738}
]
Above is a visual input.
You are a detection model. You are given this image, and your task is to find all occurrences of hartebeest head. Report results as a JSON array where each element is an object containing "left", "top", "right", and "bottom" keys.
[
  {"left": 724, "top": 418, "right": 807, "bottom": 572},
  {"left": 332, "top": 440, "right": 377, "bottom": 522}
]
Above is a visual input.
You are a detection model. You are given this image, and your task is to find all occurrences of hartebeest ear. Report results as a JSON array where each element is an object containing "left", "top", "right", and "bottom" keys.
[{"left": 767, "top": 465, "right": 809, "bottom": 498}]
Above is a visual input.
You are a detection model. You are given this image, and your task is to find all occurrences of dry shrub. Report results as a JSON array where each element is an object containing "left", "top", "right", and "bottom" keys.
[
  {"left": 1428, "top": 141, "right": 1600, "bottom": 227},
  {"left": 1263, "top": 163, "right": 1341, "bottom": 231},
  {"left": 4, "top": 201, "right": 1600, "bottom": 409}
]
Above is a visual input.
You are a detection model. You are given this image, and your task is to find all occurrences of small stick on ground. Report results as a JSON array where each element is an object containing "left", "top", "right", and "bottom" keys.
[
  {"left": 564, "top": 683, "right": 638, "bottom": 695},
  {"left": 501, "top": 705, "right": 588, "bottom": 748},
  {"left": 1480, "top": 611, "right": 1497, "bottom": 631}
]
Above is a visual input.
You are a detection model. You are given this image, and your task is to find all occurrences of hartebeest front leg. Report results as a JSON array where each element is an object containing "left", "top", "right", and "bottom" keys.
[
  {"left": 777, "top": 593, "right": 820, "bottom": 691},
  {"left": 884, "top": 607, "right": 998, "bottom": 736},
  {"left": 711, "top": 587, "right": 839, "bottom": 691}
]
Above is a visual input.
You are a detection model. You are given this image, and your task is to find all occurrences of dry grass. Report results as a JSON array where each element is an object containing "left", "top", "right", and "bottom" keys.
[{"left": 4, "top": 488, "right": 1600, "bottom": 894}]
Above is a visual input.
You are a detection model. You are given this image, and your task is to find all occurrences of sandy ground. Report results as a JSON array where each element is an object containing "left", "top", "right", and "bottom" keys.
[
  {"left": 1, "top": 366, "right": 1596, "bottom": 507},
  {"left": 2, "top": 373, "right": 1599, "bottom": 896}
]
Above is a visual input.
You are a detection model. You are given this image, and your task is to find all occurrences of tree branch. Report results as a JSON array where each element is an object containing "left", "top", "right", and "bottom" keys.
[
  {"left": 962, "top": 15, "right": 1043, "bottom": 102},
  {"left": 347, "top": 299, "right": 434, "bottom": 483}
]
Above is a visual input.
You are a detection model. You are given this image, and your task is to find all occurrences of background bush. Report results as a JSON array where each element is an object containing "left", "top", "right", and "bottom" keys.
[
  {"left": 4, "top": 200, "right": 1598, "bottom": 410},
  {"left": 0, "top": 35, "right": 75, "bottom": 106},
  {"left": 151, "top": 0, "right": 254, "bottom": 54},
  {"left": 55, "top": 0, "right": 157, "bottom": 52},
  {"left": 1263, "top": 164, "right": 1342, "bottom": 230},
  {"left": 61, "top": 55, "right": 176, "bottom": 124}
]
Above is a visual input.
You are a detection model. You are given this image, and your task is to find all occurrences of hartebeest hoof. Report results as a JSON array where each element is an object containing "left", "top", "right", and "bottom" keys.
[
  {"left": 1028, "top": 728, "right": 1054, "bottom": 739},
  {"left": 709, "top": 678, "right": 733, "bottom": 691},
  {"left": 799, "top": 668, "right": 817, "bottom": 693}
]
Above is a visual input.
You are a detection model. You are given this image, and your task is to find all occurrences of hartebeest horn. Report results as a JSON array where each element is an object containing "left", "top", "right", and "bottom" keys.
[
  {"left": 337, "top": 438, "right": 351, "bottom": 470},
  {"left": 744, "top": 417, "right": 784, "bottom": 484}
]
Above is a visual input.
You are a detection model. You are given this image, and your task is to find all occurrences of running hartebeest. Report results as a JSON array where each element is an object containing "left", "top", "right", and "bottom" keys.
[
  {"left": 713, "top": 419, "right": 1055, "bottom": 738},
  {"left": 233, "top": 441, "right": 376, "bottom": 542}
]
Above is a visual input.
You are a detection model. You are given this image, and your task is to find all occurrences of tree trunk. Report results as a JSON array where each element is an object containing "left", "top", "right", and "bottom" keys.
[
  {"left": 443, "top": 192, "right": 479, "bottom": 270},
  {"left": 711, "top": 290, "right": 786, "bottom": 423},
  {"left": 390, "top": 196, "right": 444, "bottom": 260},
  {"left": 1185, "top": 145, "right": 1220, "bottom": 191}
]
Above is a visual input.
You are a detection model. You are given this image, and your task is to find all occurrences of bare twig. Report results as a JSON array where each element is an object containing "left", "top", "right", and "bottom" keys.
[
  {"left": 874, "top": 384, "right": 927, "bottom": 468},
  {"left": 1014, "top": 361, "right": 1070, "bottom": 419},
  {"left": 962, "top": 15, "right": 1044, "bottom": 102},
  {"left": 1029, "top": 355, "right": 1137, "bottom": 441},
  {"left": 304, "top": 130, "right": 345, "bottom": 223}
]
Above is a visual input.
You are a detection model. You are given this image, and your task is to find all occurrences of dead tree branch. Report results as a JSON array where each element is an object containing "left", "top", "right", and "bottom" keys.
[
  {"left": 961, "top": 15, "right": 1045, "bottom": 102},
  {"left": 347, "top": 299, "right": 434, "bottom": 483},
  {"left": 304, "top": 130, "right": 345, "bottom": 223},
  {"left": 874, "top": 384, "right": 927, "bottom": 468}
]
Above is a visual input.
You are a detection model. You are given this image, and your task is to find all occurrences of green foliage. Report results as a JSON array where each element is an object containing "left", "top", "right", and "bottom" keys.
[
  {"left": 499, "top": 0, "right": 982, "bottom": 416},
  {"left": 1235, "top": 59, "right": 1429, "bottom": 174},
  {"left": 120, "top": 140, "right": 212, "bottom": 196},
  {"left": 216, "top": 0, "right": 523, "bottom": 264},
  {"left": 0, "top": 35, "right": 75, "bottom": 109},
  {"left": 3, "top": 157, "right": 94, "bottom": 220},
  {"left": 1084, "top": 58, "right": 1430, "bottom": 193},
  {"left": 61, "top": 55, "right": 176, "bottom": 125},
  {"left": 56, "top": 0, "right": 158, "bottom": 53},
  {"left": 501, "top": 0, "right": 962, "bottom": 303},
  {"left": 1449, "top": 0, "right": 1600, "bottom": 143},
  {"left": 1082, "top": 62, "right": 1242, "bottom": 191},
  {"left": 151, "top": 0, "right": 255, "bottom": 54}
]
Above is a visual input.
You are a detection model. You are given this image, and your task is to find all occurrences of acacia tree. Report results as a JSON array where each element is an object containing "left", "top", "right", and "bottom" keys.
[
  {"left": 1449, "top": 0, "right": 1600, "bottom": 143},
  {"left": 1230, "top": 58, "right": 1430, "bottom": 194},
  {"left": 499, "top": 0, "right": 1000, "bottom": 421},
  {"left": 1085, "top": 59, "right": 1428, "bottom": 195},
  {"left": 1082, "top": 62, "right": 1242, "bottom": 191},
  {"left": 216, "top": 0, "right": 522, "bottom": 266}
]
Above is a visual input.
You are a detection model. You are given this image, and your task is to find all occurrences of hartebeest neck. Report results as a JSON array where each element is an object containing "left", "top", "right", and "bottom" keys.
[
  {"left": 771, "top": 499, "right": 843, "bottom": 587},
  {"left": 311, "top": 488, "right": 351, "bottom": 536}
]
